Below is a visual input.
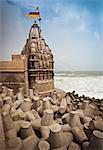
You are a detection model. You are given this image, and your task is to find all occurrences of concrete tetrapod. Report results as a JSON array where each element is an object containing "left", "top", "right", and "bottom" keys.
[
  {"left": 84, "top": 104, "right": 95, "bottom": 118},
  {"left": 41, "top": 109, "right": 54, "bottom": 126},
  {"left": 59, "top": 98, "right": 67, "bottom": 114},
  {"left": 62, "top": 113, "right": 70, "bottom": 124},
  {"left": 89, "top": 120, "right": 103, "bottom": 132},
  {"left": 11, "top": 108, "right": 26, "bottom": 121},
  {"left": 69, "top": 111, "right": 82, "bottom": 127},
  {"left": 17, "top": 92, "right": 24, "bottom": 103},
  {"left": 63, "top": 131, "right": 73, "bottom": 147},
  {"left": 48, "top": 123, "right": 66, "bottom": 149},
  {"left": 75, "top": 109, "right": 84, "bottom": 119},
  {"left": 42, "top": 97, "right": 52, "bottom": 110},
  {"left": 31, "top": 119, "right": 41, "bottom": 130},
  {"left": 0, "top": 109, "right": 5, "bottom": 150},
  {"left": 32, "top": 96, "right": 40, "bottom": 109},
  {"left": 21, "top": 134, "right": 39, "bottom": 150},
  {"left": 81, "top": 116, "right": 92, "bottom": 124},
  {"left": 25, "top": 110, "right": 36, "bottom": 121},
  {"left": 83, "top": 123, "right": 92, "bottom": 140},
  {"left": 3, "top": 96, "right": 13, "bottom": 106},
  {"left": 61, "top": 124, "right": 71, "bottom": 132},
  {"left": 90, "top": 130, "right": 103, "bottom": 150},
  {"left": 2, "top": 113, "right": 17, "bottom": 139},
  {"left": 32, "top": 109, "right": 41, "bottom": 119},
  {"left": 82, "top": 141, "right": 90, "bottom": 150},
  {"left": 81, "top": 100, "right": 89, "bottom": 110},
  {"left": 40, "top": 125, "right": 50, "bottom": 139},
  {"left": 51, "top": 145, "right": 67, "bottom": 150},
  {"left": 38, "top": 140, "right": 50, "bottom": 150},
  {"left": 20, "top": 98, "right": 33, "bottom": 112},
  {"left": 20, "top": 121, "right": 34, "bottom": 139},
  {"left": 0, "top": 97, "right": 3, "bottom": 108},
  {"left": 12, "top": 100, "right": 21, "bottom": 110},
  {"left": 65, "top": 94, "right": 72, "bottom": 105},
  {"left": 2, "top": 86, "right": 8, "bottom": 96},
  {"left": 72, "top": 126, "right": 88, "bottom": 144},
  {"left": 5, "top": 137, "right": 22, "bottom": 150},
  {"left": 68, "top": 142, "right": 81, "bottom": 150},
  {"left": 28, "top": 89, "right": 34, "bottom": 99},
  {"left": 7, "top": 89, "right": 14, "bottom": 98},
  {"left": 2, "top": 104, "right": 11, "bottom": 115}
]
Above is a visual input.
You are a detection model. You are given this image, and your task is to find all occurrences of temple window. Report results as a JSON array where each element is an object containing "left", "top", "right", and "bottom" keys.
[{"left": 32, "top": 55, "right": 34, "bottom": 59}]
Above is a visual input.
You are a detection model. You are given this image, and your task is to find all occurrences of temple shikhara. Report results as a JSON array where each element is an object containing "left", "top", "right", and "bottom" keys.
[{"left": 0, "top": 22, "right": 54, "bottom": 94}]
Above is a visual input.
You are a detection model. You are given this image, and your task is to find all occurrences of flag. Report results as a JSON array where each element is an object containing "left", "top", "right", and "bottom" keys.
[
  {"left": 25, "top": 11, "right": 40, "bottom": 18},
  {"left": 7, "top": 1, "right": 40, "bottom": 19}
]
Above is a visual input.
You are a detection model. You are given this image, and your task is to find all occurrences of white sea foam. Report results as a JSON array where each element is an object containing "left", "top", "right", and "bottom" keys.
[{"left": 54, "top": 72, "right": 103, "bottom": 99}]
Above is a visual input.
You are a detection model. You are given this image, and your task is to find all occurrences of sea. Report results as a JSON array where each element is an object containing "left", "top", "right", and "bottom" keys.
[{"left": 54, "top": 71, "right": 103, "bottom": 99}]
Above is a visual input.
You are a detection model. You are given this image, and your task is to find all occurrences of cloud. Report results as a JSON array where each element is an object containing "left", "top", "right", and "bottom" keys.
[
  {"left": 42, "top": 3, "right": 103, "bottom": 71},
  {"left": 94, "top": 32, "right": 100, "bottom": 41},
  {"left": 79, "top": 23, "right": 90, "bottom": 32}
]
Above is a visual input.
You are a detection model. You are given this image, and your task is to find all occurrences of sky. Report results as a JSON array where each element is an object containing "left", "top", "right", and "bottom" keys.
[{"left": 0, "top": 0, "right": 103, "bottom": 71}]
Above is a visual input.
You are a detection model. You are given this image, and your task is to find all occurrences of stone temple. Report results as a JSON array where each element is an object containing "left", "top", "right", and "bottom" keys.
[{"left": 0, "top": 22, "right": 54, "bottom": 95}]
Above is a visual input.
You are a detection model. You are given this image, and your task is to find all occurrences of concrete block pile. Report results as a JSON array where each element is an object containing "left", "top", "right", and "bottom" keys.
[{"left": 0, "top": 86, "right": 103, "bottom": 150}]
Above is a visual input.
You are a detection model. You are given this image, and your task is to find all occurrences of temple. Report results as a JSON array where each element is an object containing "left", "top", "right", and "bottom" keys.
[{"left": 0, "top": 22, "right": 54, "bottom": 94}]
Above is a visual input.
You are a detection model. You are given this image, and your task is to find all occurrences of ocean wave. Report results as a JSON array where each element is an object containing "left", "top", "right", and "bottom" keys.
[
  {"left": 54, "top": 72, "right": 103, "bottom": 99},
  {"left": 55, "top": 71, "right": 103, "bottom": 77}
]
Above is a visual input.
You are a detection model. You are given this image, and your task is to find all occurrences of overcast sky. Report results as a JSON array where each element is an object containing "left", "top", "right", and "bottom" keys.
[{"left": 0, "top": 0, "right": 103, "bottom": 71}]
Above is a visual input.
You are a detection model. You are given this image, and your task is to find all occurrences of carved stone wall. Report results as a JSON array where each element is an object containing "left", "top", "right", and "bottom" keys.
[
  {"left": 33, "top": 80, "right": 54, "bottom": 93},
  {"left": 0, "top": 72, "right": 25, "bottom": 93}
]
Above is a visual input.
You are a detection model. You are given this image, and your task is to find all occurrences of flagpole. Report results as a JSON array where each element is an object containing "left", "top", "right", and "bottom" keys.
[
  {"left": 38, "top": 6, "right": 41, "bottom": 28},
  {"left": 38, "top": 18, "right": 42, "bottom": 28}
]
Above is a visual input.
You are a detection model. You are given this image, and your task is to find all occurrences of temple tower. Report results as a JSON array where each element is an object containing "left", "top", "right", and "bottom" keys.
[{"left": 21, "top": 22, "right": 54, "bottom": 94}]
